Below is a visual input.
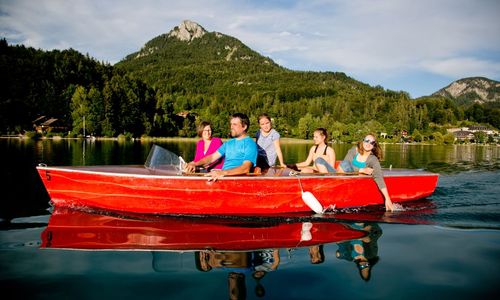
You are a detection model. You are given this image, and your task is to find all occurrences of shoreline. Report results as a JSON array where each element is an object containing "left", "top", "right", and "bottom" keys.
[{"left": 0, "top": 135, "right": 498, "bottom": 146}]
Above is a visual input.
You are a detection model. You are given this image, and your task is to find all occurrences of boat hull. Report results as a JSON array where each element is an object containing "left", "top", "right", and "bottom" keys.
[{"left": 36, "top": 165, "right": 438, "bottom": 215}]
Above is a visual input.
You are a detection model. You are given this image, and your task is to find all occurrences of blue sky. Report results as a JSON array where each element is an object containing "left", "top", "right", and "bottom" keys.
[{"left": 1, "top": 0, "right": 499, "bottom": 98}]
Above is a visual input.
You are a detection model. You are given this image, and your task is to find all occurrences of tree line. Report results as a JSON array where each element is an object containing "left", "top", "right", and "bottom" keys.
[{"left": 1, "top": 39, "right": 498, "bottom": 143}]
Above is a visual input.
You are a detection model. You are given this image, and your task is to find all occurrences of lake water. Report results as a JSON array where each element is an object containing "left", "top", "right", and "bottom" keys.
[{"left": 1, "top": 138, "right": 499, "bottom": 299}]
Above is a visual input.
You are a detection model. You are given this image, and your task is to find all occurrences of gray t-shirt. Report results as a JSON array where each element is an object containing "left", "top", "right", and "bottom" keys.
[
  {"left": 343, "top": 146, "right": 386, "bottom": 189},
  {"left": 256, "top": 129, "right": 280, "bottom": 166}
]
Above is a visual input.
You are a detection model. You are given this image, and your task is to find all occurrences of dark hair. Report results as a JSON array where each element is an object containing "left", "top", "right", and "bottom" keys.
[
  {"left": 232, "top": 113, "right": 250, "bottom": 133},
  {"left": 197, "top": 121, "right": 212, "bottom": 137},
  {"left": 194, "top": 251, "right": 212, "bottom": 272},
  {"left": 257, "top": 113, "right": 271, "bottom": 124},
  {"left": 356, "top": 256, "right": 379, "bottom": 282},
  {"left": 314, "top": 128, "right": 328, "bottom": 142}
]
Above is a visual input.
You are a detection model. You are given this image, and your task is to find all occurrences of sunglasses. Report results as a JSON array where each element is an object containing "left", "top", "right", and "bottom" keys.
[
  {"left": 363, "top": 139, "right": 376, "bottom": 146},
  {"left": 358, "top": 261, "right": 370, "bottom": 270}
]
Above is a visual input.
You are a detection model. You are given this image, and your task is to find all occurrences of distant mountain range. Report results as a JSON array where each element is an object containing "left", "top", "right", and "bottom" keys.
[
  {"left": 118, "top": 20, "right": 499, "bottom": 107},
  {"left": 432, "top": 77, "right": 500, "bottom": 106},
  {"left": 2, "top": 20, "right": 498, "bottom": 135}
]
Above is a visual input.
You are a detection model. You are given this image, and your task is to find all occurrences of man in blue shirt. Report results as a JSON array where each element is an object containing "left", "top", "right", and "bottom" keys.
[{"left": 186, "top": 113, "right": 258, "bottom": 181}]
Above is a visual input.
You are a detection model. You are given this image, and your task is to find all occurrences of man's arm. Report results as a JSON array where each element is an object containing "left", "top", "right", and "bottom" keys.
[
  {"left": 185, "top": 152, "right": 222, "bottom": 173},
  {"left": 208, "top": 160, "right": 253, "bottom": 181}
]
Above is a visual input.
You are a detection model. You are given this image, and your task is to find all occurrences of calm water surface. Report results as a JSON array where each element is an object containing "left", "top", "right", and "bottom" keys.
[{"left": 1, "top": 138, "right": 499, "bottom": 299}]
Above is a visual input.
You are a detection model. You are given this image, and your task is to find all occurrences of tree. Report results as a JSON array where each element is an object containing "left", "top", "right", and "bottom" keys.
[
  {"left": 298, "top": 113, "right": 314, "bottom": 139},
  {"left": 152, "top": 91, "right": 177, "bottom": 136},
  {"left": 431, "top": 132, "right": 444, "bottom": 144},
  {"left": 70, "top": 86, "right": 89, "bottom": 136},
  {"left": 412, "top": 129, "right": 423, "bottom": 143},
  {"left": 443, "top": 133, "right": 456, "bottom": 144},
  {"left": 329, "top": 121, "right": 346, "bottom": 143},
  {"left": 86, "top": 87, "right": 104, "bottom": 135},
  {"left": 474, "top": 131, "right": 487, "bottom": 144}
]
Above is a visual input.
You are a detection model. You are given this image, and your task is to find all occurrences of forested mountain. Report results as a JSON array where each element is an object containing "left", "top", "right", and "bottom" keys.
[
  {"left": 1, "top": 20, "right": 498, "bottom": 140},
  {"left": 115, "top": 20, "right": 431, "bottom": 139},
  {"left": 429, "top": 77, "right": 500, "bottom": 129},
  {"left": 115, "top": 20, "right": 368, "bottom": 108}
]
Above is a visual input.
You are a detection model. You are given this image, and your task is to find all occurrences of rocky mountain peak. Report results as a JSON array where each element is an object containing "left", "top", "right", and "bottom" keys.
[
  {"left": 168, "top": 20, "right": 207, "bottom": 42},
  {"left": 433, "top": 77, "right": 500, "bottom": 104}
]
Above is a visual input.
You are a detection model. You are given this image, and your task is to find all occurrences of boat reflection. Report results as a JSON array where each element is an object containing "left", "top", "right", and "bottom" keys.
[
  {"left": 40, "top": 206, "right": 434, "bottom": 298},
  {"left": 40, "top": 207, "right": 367, "bottom": 251},
  {"left": 185, "top": 223, "right": 383, "bottom": 298},
  {"left": 40, "top": 208, "right": 418, "bottom": 299}
]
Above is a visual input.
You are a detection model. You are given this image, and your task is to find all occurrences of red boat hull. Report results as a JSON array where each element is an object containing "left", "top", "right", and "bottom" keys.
[
  {"left": 36, "top": 165, "right": 439, "bottom": 215},
  {"left": 40, "top": 208, "right": 366, "bottom": 251}
]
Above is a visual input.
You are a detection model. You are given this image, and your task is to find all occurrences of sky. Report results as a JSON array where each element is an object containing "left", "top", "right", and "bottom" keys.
[{"left": 1, "top": 0, "right": 499, "bottom": 98}]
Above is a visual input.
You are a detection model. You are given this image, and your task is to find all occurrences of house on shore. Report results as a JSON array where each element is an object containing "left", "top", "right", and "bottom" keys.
[
  {"left": 447, "top": 126, "right": 498, "bottom": 142},
  {"left": 32, "top": 116, "right": 67, "bottom": 134}
]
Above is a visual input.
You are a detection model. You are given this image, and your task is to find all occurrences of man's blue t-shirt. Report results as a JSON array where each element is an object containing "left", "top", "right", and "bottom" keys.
[{"left": 217, "top": 136, "right": 258, "bottom": 170}]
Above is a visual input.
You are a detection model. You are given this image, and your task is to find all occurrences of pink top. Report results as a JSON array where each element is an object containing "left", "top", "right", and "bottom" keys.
[{"left": 194, "top": 137, "right": 224, "bottom": 170}]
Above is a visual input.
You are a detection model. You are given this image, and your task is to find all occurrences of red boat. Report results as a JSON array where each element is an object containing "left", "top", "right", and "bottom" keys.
[
  {"left": 40, "top": 208, "right": 366, "bottom": 251},
  {"left": 36, "top": 163, "right": 438, "bottom": 216}
]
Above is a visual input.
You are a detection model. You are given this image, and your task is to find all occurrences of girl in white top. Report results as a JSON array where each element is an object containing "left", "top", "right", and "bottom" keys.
[{"left": 255, "top": 114, "right": 286, "bottom": 168}]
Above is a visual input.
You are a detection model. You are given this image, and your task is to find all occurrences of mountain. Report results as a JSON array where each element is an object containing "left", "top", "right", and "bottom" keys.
[
  {"left": 432, "top": 77, "right": 500, "bottom": 106},
  {"left": 120, "top": 20, "right": 278, "bottom": 67},
  {"left": 117, "top": 20, "right": 489, "bottom": 134},
  {"left": 115, "top": 20, "right": 367, "bottom": 99},
  {"left": 116, "top": 20, "right": 283, "bottom": 93}
]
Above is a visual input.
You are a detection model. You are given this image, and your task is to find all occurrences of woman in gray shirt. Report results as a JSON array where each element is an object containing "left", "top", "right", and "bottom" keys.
[{"left": 337, "top": 134, "right": 395, "bottom": 212}]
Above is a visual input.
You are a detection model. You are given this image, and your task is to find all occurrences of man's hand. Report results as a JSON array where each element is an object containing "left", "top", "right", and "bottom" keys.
[{"left": 207, "top": 169, "right": 225, "bottom": 182}]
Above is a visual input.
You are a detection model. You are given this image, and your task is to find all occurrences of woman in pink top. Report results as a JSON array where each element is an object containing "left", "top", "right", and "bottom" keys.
[{"left": 194, "top": 121, "right": 224, "bottom": 171}]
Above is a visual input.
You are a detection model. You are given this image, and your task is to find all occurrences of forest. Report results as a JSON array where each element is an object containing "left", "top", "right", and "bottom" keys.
[{"left": 1, "top": 38, "right": 498, "bottom": 143}]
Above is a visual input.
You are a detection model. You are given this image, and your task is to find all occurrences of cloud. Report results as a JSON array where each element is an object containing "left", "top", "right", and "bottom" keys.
[{"left": 421, "top": 57, "right": 500, "bottom": 79}]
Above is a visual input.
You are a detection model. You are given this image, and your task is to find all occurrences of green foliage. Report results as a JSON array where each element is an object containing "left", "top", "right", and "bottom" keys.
[
  {"left": 1, "top": 37, "right": 498, "bottom": 139},
  {"left": 24, "top": 131, "right": 41, "bottom": 140},
  {"left": 0, "top": 39, "right": 113, "bottom": 133},
  {"left": 473, "top": 131, "right": 487, "bottom": 143},
  {"left": 443, "top": 133, "right": 456, "bottom": 144},
  {"left": 412, "top": 129, "right": 423, "bottom": 143},
  {"left": 431, "top": 132, "right": 444, "bottom": 144},
  {"left": 465, "top": 103, "right": 500, "bottom": 129}
]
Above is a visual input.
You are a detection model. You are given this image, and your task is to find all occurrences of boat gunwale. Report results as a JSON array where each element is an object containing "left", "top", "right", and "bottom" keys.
[{"left": 36, "top": 165, "right": 439, "bottom": 180}]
